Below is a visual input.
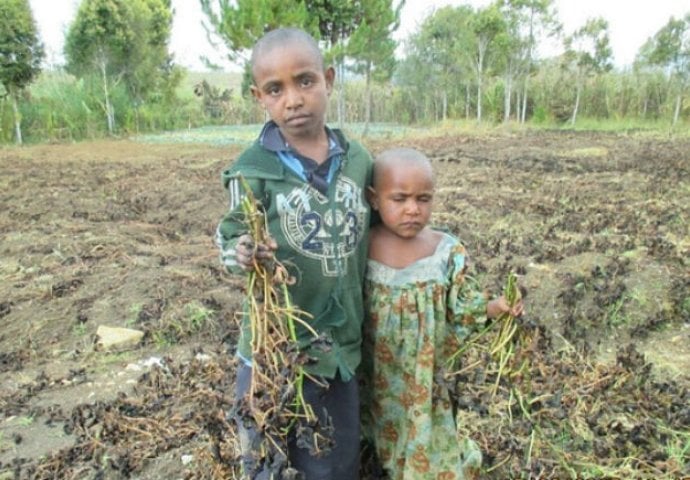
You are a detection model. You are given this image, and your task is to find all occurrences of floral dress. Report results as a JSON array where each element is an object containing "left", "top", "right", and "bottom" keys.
[{"left": 361, "top": 233, "right": 487, "bottom": 480}]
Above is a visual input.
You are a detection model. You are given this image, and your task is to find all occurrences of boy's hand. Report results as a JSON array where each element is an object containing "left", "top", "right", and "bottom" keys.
[
  {"left": 236, "top": 233, "right": 278, "bottom": 272},
  {"left": 488, "top": 295, "right": 525, "bottom": 319}
]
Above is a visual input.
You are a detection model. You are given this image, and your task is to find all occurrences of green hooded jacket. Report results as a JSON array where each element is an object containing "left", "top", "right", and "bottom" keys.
[{"left": 216, "top": 129, "right": 372, "bottom": 380}]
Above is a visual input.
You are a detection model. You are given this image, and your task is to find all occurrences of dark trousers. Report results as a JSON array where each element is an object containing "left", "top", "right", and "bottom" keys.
[{"left": 235, "top": 363, "right": 360, "bottom": 480}]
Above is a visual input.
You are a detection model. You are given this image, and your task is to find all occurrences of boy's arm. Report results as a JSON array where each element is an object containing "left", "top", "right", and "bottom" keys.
[{"left": 215, "top": 173, "right": 270, "bottom": 274}]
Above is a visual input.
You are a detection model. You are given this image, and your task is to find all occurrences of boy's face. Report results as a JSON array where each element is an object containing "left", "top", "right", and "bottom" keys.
[
  {"left": 368, "top": 162, "right": 435, "bottom": 240},
  {"left": 251, "top": 40, "right": 334, "bottom": 141}
]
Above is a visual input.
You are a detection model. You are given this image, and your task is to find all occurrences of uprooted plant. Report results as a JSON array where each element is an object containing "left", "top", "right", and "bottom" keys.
[
  {"left": 234, "top": 175, "right": 333, "bottom": 478},
  {"left": 445, "top": 272, "right": 689, "bottom": 479}
]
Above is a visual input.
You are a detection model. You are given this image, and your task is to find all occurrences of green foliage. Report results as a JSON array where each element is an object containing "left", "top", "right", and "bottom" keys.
[
  {"left": 4, "top": 72, "right": 120, "bottom": 141},
  {"left": 563, "top": 17, "right": 613, "bottom": 74},
  {"left": 496, "top": 0, "right": 561, "bottom": 122},
  {"left": 64, "top": 0, "right": 177, "bottom": 134},
  {"left": 0, "top": 0, "right": 44, "bottom": 143},
  {"left": 199, "top": 0, "right": 314, "bottom": 64},
  {"left": 634, "top": 14, "right": 689, "bottom": 124},
  {"left": 183, "top": 301, "right": 215, "bottom": 332},
  {"left": 65, "top": 0, "right": 173, "bottom": 100},
  {"left": 307, "top": 0, "right": 363, "bottom": 47},
  {"left": 0, "top": 69, "right": 210, "bottom": 143},
  {"left": 347, "top": 0, "right": 403, "bottom": 129},
  {"left": 126, "top": 303, "right": 143, "bottom": 328},
  {"left": 397, "top": 6, "right": 475, "bottom": 121},
  {"left": 65, "top": 0, "right": 133, "bottom": 77},
  {"left": 638, "top": 13, "right": 690, "bottom": 76},
  {"left": 152, "top": 300, "right": 216, "bottom": 347},
  {"left": 0, "top": 0, "right": 43, "bottom": 93},
  {"left": 2, "top": 3, "right": 689, "bottom": 144},
  {"left": 560, "top": 17, "right": 613, "bottom": 124},
  {"left": 532, "top": 105, "right": 548, "bottom": 123}
]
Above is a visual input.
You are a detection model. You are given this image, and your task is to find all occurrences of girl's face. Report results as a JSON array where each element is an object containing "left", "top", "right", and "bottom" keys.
[{"left": 369, "top": 163, "right": 435, "bottom": 239}]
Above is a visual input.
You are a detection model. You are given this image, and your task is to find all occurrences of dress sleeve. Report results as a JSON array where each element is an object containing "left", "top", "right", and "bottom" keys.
[
  {"left": 214, "top": 168, "right": 263, "bottom": 275},
  {"left": 446, "top": 243, "right": 488, "bottom": 339}
]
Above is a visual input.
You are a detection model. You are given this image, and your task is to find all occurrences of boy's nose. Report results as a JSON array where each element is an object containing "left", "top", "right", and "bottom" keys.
[{"left": 285, "top": 87, "right": 304, "bottom": 109}]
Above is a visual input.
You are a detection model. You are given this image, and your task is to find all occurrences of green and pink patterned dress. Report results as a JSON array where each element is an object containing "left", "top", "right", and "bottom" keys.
[{"left": 362, "top": 232, "right": 487, "bottom": 480}]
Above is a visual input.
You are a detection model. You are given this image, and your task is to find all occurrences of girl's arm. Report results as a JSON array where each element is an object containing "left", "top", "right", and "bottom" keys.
[
  {"left": 487, "top": 295, "right": 524, "bottom": 319},
  {"left": 447, "top": 245, "right": 489, "bottom": 335}
]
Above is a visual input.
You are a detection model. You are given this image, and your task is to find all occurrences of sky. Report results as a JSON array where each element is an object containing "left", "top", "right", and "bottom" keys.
[{"left": 29, "top": 0, "right": 690, "bottom": 71}]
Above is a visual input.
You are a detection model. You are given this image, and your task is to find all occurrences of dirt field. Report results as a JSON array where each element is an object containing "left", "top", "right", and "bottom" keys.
[{"left": 1, "top": 130, "right": 688, "bottom": 479}]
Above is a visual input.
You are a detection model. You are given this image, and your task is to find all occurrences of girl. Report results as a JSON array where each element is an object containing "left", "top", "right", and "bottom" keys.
[{"left": 361, "top": 147, "right": 523, "bottom": 480}]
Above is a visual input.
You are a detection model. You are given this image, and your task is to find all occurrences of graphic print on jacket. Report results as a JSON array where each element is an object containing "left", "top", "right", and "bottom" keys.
[{"left": 277, "top": 175, "right": 366, "bottom": 277}]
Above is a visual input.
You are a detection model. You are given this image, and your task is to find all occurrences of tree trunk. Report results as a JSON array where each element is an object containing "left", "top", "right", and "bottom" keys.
[
  {"left": 571, "top": 83, "right": 581, "bottom": 125},
  {"left": 504, "top": 74, "right": 512, "bottom": 123},
  {"left": 337, "top": 58, "right": 346, "bottom": 128},
  {"left": 477, "top": 80, "right": 482, "bottom": 122},
  {"left": 465, "top": 84, "right": 471, "bottom": 119},
  {"left": 363, "top": 61, "right": 372, "bottom": 137},
  {"left": 442, "top": 90, "right": 448, "bottom": 121},
  {"left": 523, "top": 8, "right": 534, "bottom": 124},
  {"left": 11, "top": 91, "right": 23, "bottom": 145},
  {"left": 101, "top": 60, "right": 115, "bottom": 135},
  {"left": 476, "top": 46, "right": 485, "bottom": 122},
  {"left": 521, "top": 80, "right": 529, "bottom": 123},
  {"left": 673, "top": 93, "right": 682, "bottom": 126}
]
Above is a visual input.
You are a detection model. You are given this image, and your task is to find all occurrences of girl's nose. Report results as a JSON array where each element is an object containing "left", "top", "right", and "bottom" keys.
[{"left": 405, "top": 201, "right": 420, "bottom": 215}]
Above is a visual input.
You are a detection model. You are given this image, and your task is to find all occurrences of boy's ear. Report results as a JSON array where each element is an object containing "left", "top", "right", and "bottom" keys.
[
  {"left": 366, "top": 186, "right": 378, "bottom": 210},
  {"left": 250, "top": 85, "right": 263, "bottom": 106},
  {"left": 324, "top": 66, "right": 335, "bottom": 95}
]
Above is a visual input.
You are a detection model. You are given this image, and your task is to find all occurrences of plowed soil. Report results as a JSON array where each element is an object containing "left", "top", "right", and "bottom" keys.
[{"left": 1, "top": 130, "right": 688, "bottom": 479}]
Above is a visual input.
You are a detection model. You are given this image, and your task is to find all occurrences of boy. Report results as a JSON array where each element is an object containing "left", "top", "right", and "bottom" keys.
[{"left": 215, "top": 28, "right": 372, "bottom": 479}]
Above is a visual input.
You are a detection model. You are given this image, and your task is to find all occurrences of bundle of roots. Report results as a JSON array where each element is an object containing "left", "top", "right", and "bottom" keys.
[{"left": 234, "top": 176, "right": 333, "bottom": 478}]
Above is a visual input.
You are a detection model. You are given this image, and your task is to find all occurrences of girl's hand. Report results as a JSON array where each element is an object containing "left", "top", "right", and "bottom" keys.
[
  {"left": 236, "top": 233, "right": 278, "bottom": 271},
  {"left": 488, "top": 295, "right": 525, "bottom": 319}
]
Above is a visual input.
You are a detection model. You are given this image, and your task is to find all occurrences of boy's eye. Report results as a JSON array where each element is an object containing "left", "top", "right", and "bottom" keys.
[
  {"left": 300, "top": 76, "right": 314, "bottom": 87},
  {"left": 268, "top": 86, "right": 281, "bottom": 96}
]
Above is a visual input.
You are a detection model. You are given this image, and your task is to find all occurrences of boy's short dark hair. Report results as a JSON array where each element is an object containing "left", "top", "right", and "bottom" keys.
[{"left": 250, "top": 28, "right": 324, "bottom": 77}]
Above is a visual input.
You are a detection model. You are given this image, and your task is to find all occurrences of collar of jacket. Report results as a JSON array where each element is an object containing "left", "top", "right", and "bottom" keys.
[{"left": 231, "top": 128, "right": 351, "bottom": 181}]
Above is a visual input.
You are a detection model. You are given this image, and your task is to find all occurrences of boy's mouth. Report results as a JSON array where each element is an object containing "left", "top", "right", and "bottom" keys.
[{"left": 285, "top": 114, "right": 310, "bottom": 125}]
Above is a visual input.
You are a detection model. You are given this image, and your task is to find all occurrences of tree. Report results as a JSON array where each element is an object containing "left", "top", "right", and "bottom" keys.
[
  {"left": 0, "top": 0, "right": 44, "bottom": 144},
  {"left": 562, "top": 17, "right": 612, "bottom": 124},
  {"left": 468, "top": 4, "right": 506, "bottom": 122},
  {"left": 65, "top": 0, "right": 174, "bottom": 135},
  {"left": 400, "top": 6, "right": 474, "bottom": 122},
  {"left": 307, "top": 0, "right": 364, "bottom": 126},
  {"left": 347, "top": 0, "right": 403, "bottom": 135},
  {"left": 200, "top": 0, "right": 364, "bottom": 124},
  {"left": 498, "top": 0, "right": 560, "bottom": 123},
  {"left": 636, "top": 14, "right": 690, "bottom": 125},
  {"left": 199, "top": 0, "right": 312, "bottom": 65}
]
